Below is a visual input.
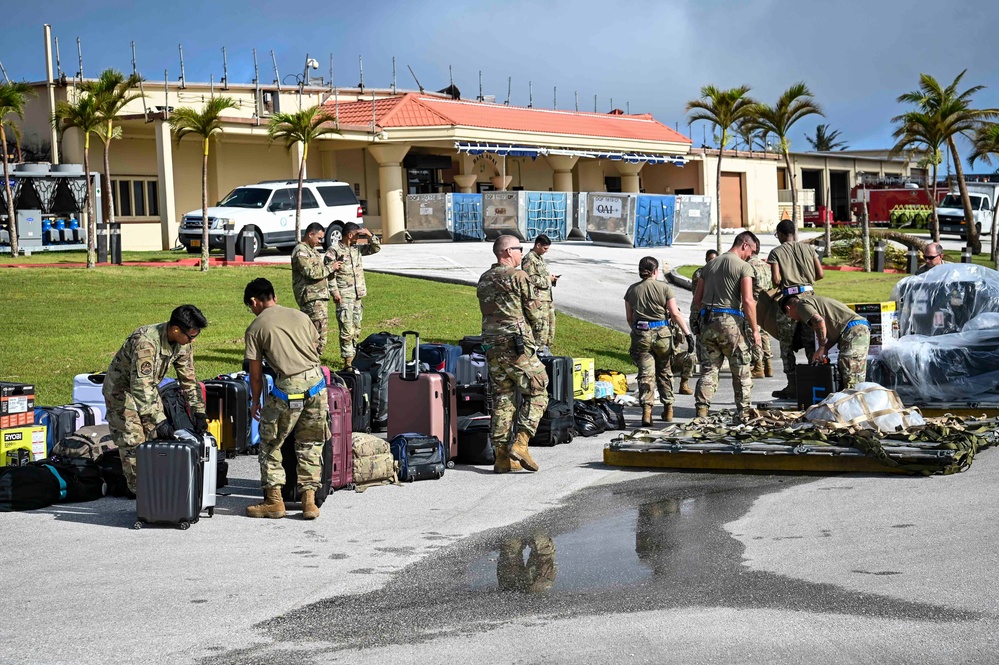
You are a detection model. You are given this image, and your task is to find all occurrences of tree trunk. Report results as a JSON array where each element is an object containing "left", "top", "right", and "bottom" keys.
[
  {"left": 783, "top": 149, "right": 797, "bottom": 224},
  {"left": 824, "top": 183, "right": 831, "bottom": 253},
  {"left": 84, "top": 135, "right": 95, "bottom": 269},
  {"left": 861, "top": 187, "right": 871, "bottom": 272},
  {"left": 715, "top": 144, "right": 723, "bottom": 253},
  {"left": 991, "top": 203, "right": 998, "bottom": 268},
  {"left": 1, "top": 126, "right": 18, "bottom": 258},
  {"left": 949, "top": 136, "right": 981, "bottom": 254},
  {"left": 201, "top": 138, "right": 209, "bottom": 272},
  {"left": 929, "top": 161, "right": 940, "bottom": 243},
  {"left": 103, "top": 129, "right": 115, "bottom": 228}
]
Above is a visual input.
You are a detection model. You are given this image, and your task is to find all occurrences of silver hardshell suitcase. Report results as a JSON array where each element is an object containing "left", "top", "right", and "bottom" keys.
[
  {"left": 455, "top": 353, "right": 488, "bottom": 385},
  {"left": 134, "top": 430, "right": 217, "bottom": 530}
]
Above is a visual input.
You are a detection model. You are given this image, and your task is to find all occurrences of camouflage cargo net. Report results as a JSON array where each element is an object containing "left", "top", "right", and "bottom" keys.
[{"left": 611, "top": 408, "right": 998, "bottom": 476}]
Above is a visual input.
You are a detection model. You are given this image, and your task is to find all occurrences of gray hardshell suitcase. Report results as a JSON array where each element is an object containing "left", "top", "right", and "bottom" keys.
[
  {"left": 455, "top": 353, "right": 488, "bottom": 385},
  {"left": 134, "top": 430, "right": 217, "bottom": 530}
]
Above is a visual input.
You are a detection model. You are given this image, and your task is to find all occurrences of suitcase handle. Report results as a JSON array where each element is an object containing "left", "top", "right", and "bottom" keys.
[{"left": 401, "top": 330, "right": 421, "bottom": 381}]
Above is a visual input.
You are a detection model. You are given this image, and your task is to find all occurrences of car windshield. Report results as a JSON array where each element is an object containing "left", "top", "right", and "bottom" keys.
[
  {"left": 939, "top": 194, "right": 962, "bottom": 208},
  {"left": 219, "top": 188, "right": 271, "bottom": 208}
]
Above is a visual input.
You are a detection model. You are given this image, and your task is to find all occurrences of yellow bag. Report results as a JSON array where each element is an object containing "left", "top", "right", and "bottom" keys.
[{"left": 595, "top": 369, "right": 629, "bottom": 395}]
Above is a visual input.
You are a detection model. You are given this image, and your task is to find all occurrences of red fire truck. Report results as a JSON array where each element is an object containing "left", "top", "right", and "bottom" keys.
[{"left": 849, "top": 182, "right": 945, "bottom": 227}]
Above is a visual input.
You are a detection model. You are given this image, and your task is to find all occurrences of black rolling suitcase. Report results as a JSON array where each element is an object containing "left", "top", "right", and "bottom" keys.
[
  {"left": 795, "top": 363, "right": 839, "bottom": 410},
  {"left": 541, "top": 356, "right": 575, "bottom": 416},
  {"left": 353, "top": 331, "right": 405, "bottom": 432},
  {"left": 336, "top": 368, "right": 373, "bottom": 434},
  {"left": 134, "top": 431, "right": 218, "bottom": 530},
  {"left": 456, "top": 383, "right": 490, "bottom": 417},
  {"left": 530, "top": 401, "right": 575, "bottom": 446},
  {"left": 203, "top": 378, "right": 251, "bottom": 457},
  {"left": 456, "top": 414, "right": 493, "bottom": 465}
]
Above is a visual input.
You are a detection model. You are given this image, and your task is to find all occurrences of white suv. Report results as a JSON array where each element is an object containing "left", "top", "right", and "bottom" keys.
[{"left": 178, "top": 180, "right": 363, "bottom": 256}]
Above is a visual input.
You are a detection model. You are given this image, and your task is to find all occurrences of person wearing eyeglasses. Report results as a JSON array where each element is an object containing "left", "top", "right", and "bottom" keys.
[
  {"left": 477, "top": 234, "right": 549, "bottom": 474},
  {"left": 102, "top": 305, "right": 209, "bottom": 497},
  {"left": 916, "top": 243, "right": 945, "bottom": 275}
]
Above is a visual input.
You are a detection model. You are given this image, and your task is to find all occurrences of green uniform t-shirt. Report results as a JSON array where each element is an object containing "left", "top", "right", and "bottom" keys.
[
  {"left": 244, "top": 304, "right": 321, "bottom": 378},
  {"left": 624, "top": 279, "right": 675, "bottom": 321},
  {"left": 796, "top": 295, "right": 864, "bottom": 344},
  {"left": 767, "top": 241, "right": 819, "bottom": 289},
  {"left": 700, "top": 252, "right": 754, "bottom": 311}
]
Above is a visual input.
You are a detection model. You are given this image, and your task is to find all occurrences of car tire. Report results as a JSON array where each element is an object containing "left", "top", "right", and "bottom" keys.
[{"left": 324, "top": 222, "right": 345, "bottom": 249}]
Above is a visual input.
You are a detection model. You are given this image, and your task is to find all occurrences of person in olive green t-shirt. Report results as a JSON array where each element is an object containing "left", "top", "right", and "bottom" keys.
[
  {"left": 624, "top": 256, "right": 694, "bottom": 425},
  {"left": 780, "top": 294, "right": 871, "bottom": 390}
]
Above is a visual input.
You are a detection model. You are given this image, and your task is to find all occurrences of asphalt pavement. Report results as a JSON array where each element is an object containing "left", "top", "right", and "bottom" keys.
[{"left": 2, "top": 230, "right": 996, "bottom": 665}]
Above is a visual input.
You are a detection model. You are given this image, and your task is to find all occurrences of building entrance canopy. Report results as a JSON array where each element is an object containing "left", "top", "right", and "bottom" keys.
[{"left": 454, "top": 142, "right": 687, "bottom": 166}]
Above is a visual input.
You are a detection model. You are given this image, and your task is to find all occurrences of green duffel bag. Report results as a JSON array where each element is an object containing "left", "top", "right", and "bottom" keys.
[
  {"left": 352, "top": 452, "right": 400, "bottom": 493},
  {"left": 352, "top": 432, "right": 390, "bottom": 459},
  {"left": 51, "top": 425, "right": 115, "bottom": 461}
]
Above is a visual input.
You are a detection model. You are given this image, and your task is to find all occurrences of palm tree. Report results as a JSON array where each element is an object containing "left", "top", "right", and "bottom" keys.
[
  {"left": 805, "top": 124, "right": 848, "bottom": 151},
  {"left": 686, "top": 85, "right": 756, "bottom": 252},
  {"left": 749, "top": 82, "right": 824, "bottom": 225},
  {"left": 83, "top": 69, "right": 143, "bottom": 230},
  {"left": 53, "top": 94, "right": 102, "bottom": 268},
  {"left": 267, "top": 106, "right": 339, "bottom": 242},
  {"left": 169, "top": 97, "right": 237, "bottom": 272},
  {"left": 969, "top": 122, "right": 999, "bottom": 266},
  {"left": 890, "top": 110, "right": 945, "bottom": 242},
  {"left": 0, "top": 81, "right": 36, "bottom": 258},
  {"left": 897, "top": 70, "right": 999, "bottom": 254}
]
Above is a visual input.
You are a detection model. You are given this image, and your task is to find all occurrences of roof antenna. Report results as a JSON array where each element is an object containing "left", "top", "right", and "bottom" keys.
[
  {"left": 178, "top": 43, "right": 186, "bottom": 88},
  {"left": 358, "top": 55, "right": 364, "bottom": 93},
  {"left": 76, "top": 37, "right": 83, "bottom": 81},
  {"left": 54, "top": 37, "right": 63, "bottom": 78},
  {"left": 528, "top": 81, "right": 533, "bottom": 108},
  {"left": 210, "top": 74, "right": 214, "bottom": 98},
  {"left": 163, "top": 69, "right": 169, "bottom": 120},
  {"left": 593, "top": 95, "right": 597, "bottom": 112},
  {"left": 407, "top": 64, "right": 424, "bottom": 93},
  {"left": 130, "top": 40, "right": 137, "bottom": 76},
  {"left": 270, "top": 50, "right": 280, "bottom": 90},
  {"left": 131, "top": 41, "right": 150, "bottom": 121},
  {"left": 222, "top": 46, "right": 229, "bottom": 89},
  {"left": 610, "top": 97, "right": 614, "bottom": 111},
  {"left": 252, "top": 49, "right": 260, "bottom": 124},
  {"left": 627, "top": 101, "right": 630, "bottom": 114},
  {"left": 505, "top": 77, "right": 511, "bottom": 106},
  {"left": 575, "top": 91, "right": 578, "bottom": 112},
  {"left": 478, "top": 70, "right": 482, "bottom": 102},
  {"left": 0, "top": 61, "right": 9, "bottom": 84},
  {"left": 391, "top": 56, "right": 396, "bottom": 94},
  {"left": 553, "top": 86, "right": 557, "bottom": 110},
  {"left": 328, "top": 53, "right": 334, "bottom": 93},
  {"left": 449, "top": 65, "right": 454, "bottom": 91}
]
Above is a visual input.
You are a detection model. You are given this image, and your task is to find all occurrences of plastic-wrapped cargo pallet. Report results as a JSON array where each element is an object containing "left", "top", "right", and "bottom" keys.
[{"left": 803, "top": 382, "right": 925, "bottom": 433}]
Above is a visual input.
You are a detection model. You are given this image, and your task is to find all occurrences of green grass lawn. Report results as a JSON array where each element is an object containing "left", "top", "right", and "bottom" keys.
[
  {"left": 676, "top": 265, "right": 905, "bottom": 304},
  {"left": 0, "top": 266, "right": 631, "bottom": 405}
]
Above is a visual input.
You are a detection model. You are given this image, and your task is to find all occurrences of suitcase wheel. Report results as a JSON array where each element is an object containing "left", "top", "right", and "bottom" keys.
[
  {"left": 446, "top": 460, "right": 455, "bottom": 469},
  {"left": 132, "top": 521, "right": 143, "bottom": 530},
  {"left": 179, "top": 521, "right": 191, "bottom": 530},
  {"left": 207, "top": 507, "right": 214, "bottom": 518}
]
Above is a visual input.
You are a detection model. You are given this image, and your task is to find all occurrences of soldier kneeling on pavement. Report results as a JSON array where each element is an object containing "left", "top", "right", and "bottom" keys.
[
  {"left": 779, "top": 294, "right": 871, "bottom": 390},
  {"left": 243, "top": 278, "right": 328, "bottom": 520}
]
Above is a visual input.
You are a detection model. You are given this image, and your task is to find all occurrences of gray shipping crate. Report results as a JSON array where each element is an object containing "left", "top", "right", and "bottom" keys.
[
  {"left": 673, "top": 195, "right": 712, "bottom": 243},
  {"left": 482, "top": 191, "right": 569, "bottom": 242},
  {"left": 405, "top": 194, "right": 454, "bottom": 241},
  {"left": 584, "top": 193, "right": 636, "bottom": 246},
  {"left": 567, "top": 192, "right": 587, "bottom": 240}
]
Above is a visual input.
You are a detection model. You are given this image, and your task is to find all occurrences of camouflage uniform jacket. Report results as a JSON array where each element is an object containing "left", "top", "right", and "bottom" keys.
[
  {"left": 477, "top": 263, "right": 543, "bottom": 345},
  {"left": 748, "top": 256, "right": 773, "bottom": 299},
  {"left": 291, "top": 242, "right": 333, "bottom": 307},
  {"left": 102, "top": 323, "right": 205, "bottom": 429},
  {"left": 689, "top": 267, "right": 704, "bottom": 315},
  {"left": 521, "top": 250, "right": 553, "bottom": 302},
  {"left": 327, "top": 236, "right": 382, "bottom": 300}
]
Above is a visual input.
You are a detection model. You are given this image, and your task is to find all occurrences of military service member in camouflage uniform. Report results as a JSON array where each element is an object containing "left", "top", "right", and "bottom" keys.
[
  {"left": 624, "top": 257, "right": 695, "bottom": 425},
  {"left": 670, "top": 343, "right": 694, "bottom": 396},
  {"left": 688, "top": 249, "right": 718, "bottom": 361},
  {"left": 748, "top": 248, "right": 774, "bottom": 379},
  {"left": 477, "top": 234, "right": 549, "bottom": 474},
  {"left": 103, "top": 305, "right": 208, "bottom": 496},
  {"left": 291, "top": 223, "right": 341, "bottom": 356},
  {"left": 767, "top": 219, "right": 824, "bottom": 398},
  {"left": 327, "top": 222, "right": 381, "bottom": 367},
  {"left": 780, "top": 294, "right": 871, "bottom": 390},
  {"left": 521, "top": 234, "right": 559, "bottom": 351},
  {"left": 243, "top": 278, "right": 328, "bottom": 520},
  {"left": 693, "top": 231, "right": 761, "bottom": 417}
]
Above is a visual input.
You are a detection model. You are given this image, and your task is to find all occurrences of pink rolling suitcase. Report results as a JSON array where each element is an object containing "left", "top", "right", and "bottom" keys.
[{"left": 387, "top": 331, "right": 457, "bottom": 467}]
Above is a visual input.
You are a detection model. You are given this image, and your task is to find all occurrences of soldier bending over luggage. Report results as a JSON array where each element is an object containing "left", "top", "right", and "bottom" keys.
[
  {"left": 779, "top": 295, "right": 871, "bottom": 390},
  {"left": 103, "top": 305, "right": 208, "bottom": 497},
  {"left": 243, "top": 278, "right": 328, "bottom": 520}
]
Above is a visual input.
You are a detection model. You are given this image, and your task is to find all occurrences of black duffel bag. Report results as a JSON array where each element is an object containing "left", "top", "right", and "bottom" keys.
[{"left": 0, "top": 457, "right": 105, "bottom": 512}]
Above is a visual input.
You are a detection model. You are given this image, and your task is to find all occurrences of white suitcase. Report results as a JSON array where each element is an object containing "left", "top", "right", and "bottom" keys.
[{"left": 72, "top": 373, "right": 108, "bottom": 424}]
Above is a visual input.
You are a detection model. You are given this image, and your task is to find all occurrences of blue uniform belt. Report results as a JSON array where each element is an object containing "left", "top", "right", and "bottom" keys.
[
  {"left": 634, "top": 320, "right": 669, "bottom": 330},
  {"left": 782, "top": 285, "right": 814, "bottom": 296},
  {"left": 845, "top": 319, "right": 870, "bottom": 330},
  {"left": 700, "top": 307, "right": 744, "bottom": 318},
  {"left": 272, "top": 376, "right": 326, "bottom": 402}
]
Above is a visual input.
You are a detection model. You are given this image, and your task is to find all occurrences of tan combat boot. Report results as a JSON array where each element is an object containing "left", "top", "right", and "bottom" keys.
[
  {"left": 301, "top": 490, "right": 320, "bottom": 520},
  {"left": 246, "top": 486, "right": 286, "bottom": 519},
  {"left": 493, "top": 446, "right": 523, "bottom": 474},
  {"left": 695, "top": 406, "right": 709, "bottom": 418},
  {"left": 751, "top": 360, "right": 765, "bottom": 379},
  {"left": 661, "top": 405, "right": 673, "bottom": 423},
  {"left": 509, "top": 431, "right": 539, "bottom": 472},
  {"left": 641, "top": 405, "right": 654, "bottom": 427},
  {"left": 343, "top": 356, "right": 354, "bottom": 369},
  {"left": 678, "top": 378, "right": 693, "bottom": 395},
  {"left": 763, "top": 358, "right": 774, "bottom": 377}
]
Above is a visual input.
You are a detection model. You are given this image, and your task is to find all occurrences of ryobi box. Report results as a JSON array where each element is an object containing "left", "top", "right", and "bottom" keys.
[
  {"left": 2, "top": 425, "right": 47, "bottom": 466},
  {"left": 0, "top": 382, "right": 36, "bottom": 430},
  {"left": 573, "top": 358, "right": 595, "bottom": 401}
]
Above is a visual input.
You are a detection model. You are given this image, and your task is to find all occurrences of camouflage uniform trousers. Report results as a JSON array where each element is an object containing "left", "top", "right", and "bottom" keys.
[
  {"left": 300, "top": 299, "right": 329, "bottom": 356},
  {"left": 105, "top": 395, "right": 153, "bottom": 494},
  {"left": 836, "top": 325, "right": 871, "bottom": 390},
  {"left": 486, "top": 342, "right": 549, "bottom": 447},
  {"left": 497, "top": 534, "right": 557, "bottom": 593},
  {"left": 335, "top": 297, "right": 364, "bottom": 359},
  {"left": 532, "top": 302, "right": 556, "bottom": 349},
  {"left": 777, "top": 308, "right": 815, "bottom": 377},
  {"left": 629, "top": 328, "right": 675, "bottom": 407},
  {"left": 751, "top": 326, "right": 773, "bottom": 366},
  {"left": 694, "top": 314, "right": 754, "bottom": 412},
  {"left": 257, "top": 367, "right": 328, "bottom": 491}
]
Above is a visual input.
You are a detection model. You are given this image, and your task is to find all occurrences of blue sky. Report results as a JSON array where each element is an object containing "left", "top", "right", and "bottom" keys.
[{"left": 5, "top": 0, "right": 999, "bottom": 167}]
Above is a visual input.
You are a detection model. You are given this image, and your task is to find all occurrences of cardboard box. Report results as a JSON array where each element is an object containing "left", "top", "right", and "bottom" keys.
[
  {"left": 573, "top": 358, "right": 595, "bottom": 401},
  {"left": 847, "top": 302, "right": 899, "bottom": 353},
  {"left": 2, "top": 425, "right": 47, "bottom": 465},
  {"left": 0, "top": 382, "right": 36, "bottom": 429}
]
